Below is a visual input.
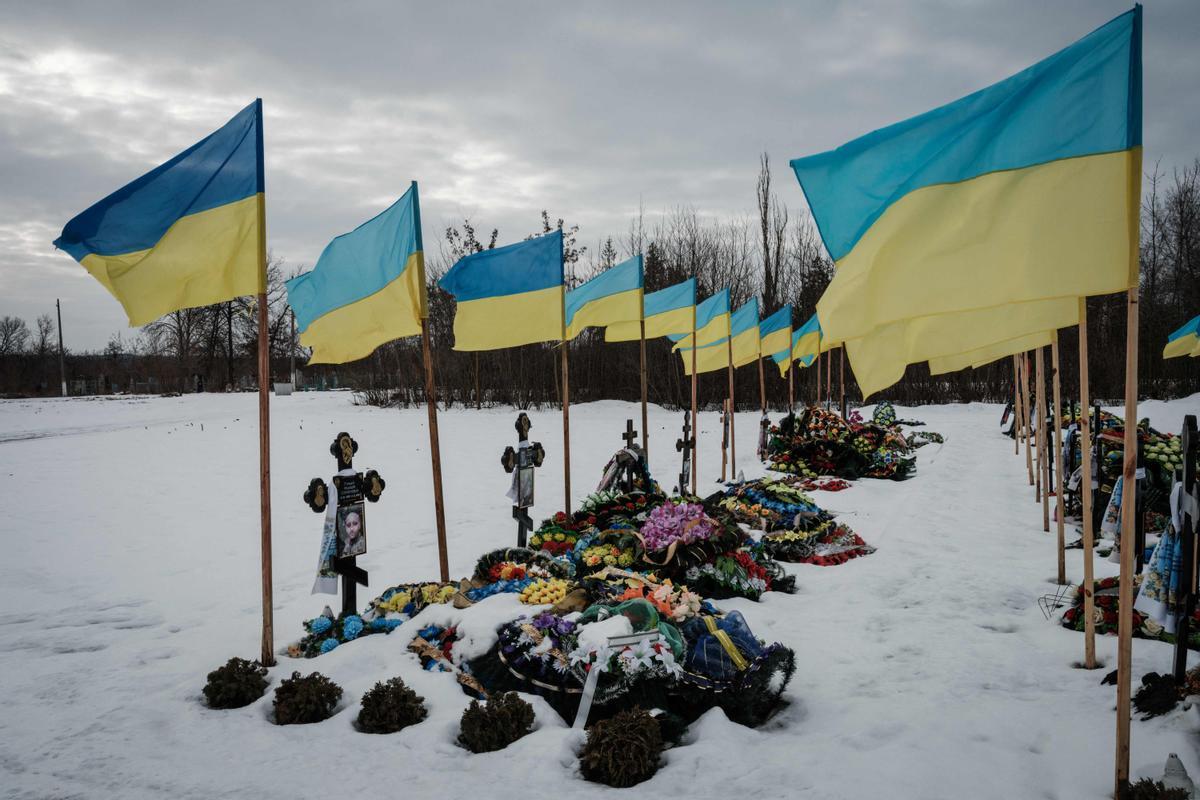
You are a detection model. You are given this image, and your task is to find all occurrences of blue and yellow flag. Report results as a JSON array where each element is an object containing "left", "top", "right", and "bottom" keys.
[
  {"left": 928, "top": 330, "right": 1055, "bottom": 376},
  {"left": 1164, "top": 314, "right": 1200, "bottom": 359},
  {"left": 680, "top": 337, "right": 729, "bottom": 376},
  {"left": 671, "top": 288, "right": 730, "bottom": 349},
  {"left": 729, "top": 299, "right": 760, "bottom": 367},
  {"left": 438, "top": 229, "right": 564, "bottom": 351},
  {"left": 53, "top": 100, "right": 264, "bottom": 326},
  {"left": 565, "top": 255, "right": 642, "bottom": 340},
  {"left": 759, "top": 306, "right": 792, "bottom": 364},
  {"left": 285, "top": 182, "right": 426, "bottom": 364},
  {"left": 792, "top": 314, "right": 822, "bottom": 363},
  {"left": 793, "top": 7, "right": 1142, "bottom": 352},
  {"left": 605, "top": 277, "right": 695, "bottom": 342}
]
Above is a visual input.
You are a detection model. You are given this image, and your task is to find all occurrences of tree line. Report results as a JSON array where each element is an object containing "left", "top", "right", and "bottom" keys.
[{"left": 2, "top": 155, "right": 1196, "bottom": 409}]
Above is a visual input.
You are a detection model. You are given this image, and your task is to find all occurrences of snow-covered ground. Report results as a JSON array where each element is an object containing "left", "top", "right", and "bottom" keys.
[{"left": 1, "top": 391, "right": 1198, "bottom": 799}]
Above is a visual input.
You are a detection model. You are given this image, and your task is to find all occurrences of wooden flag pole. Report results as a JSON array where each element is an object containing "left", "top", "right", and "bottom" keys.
[
  {"left": 758, "top": 355, "right": 767, "bottom": 414},
  {"left": 1114, "top": 286, "right": 1140, "bottom": 794},
  {"left": 1037, "top": 346, "right": 1049, "bottom": 524},
  {"left": 727, "top": 334, "right": 736, "bottom": 478},
  {"left": 254, "top": 188, "right": 274, "bottom": 668},
  {"left": 788, "top": 361, "right": 794, "bottom": 413},
  {"left": 826, "top": 347, "right": 832, "bottom": 410},
  {"left": 421, "top": 318, "right": 451, "bottom": 582},
  {"left": 839, "top": 347, "right": 845, "bottom": 417},
  {"left": 720, "top": 399, "right": 728, "bottom": 482},
  {"left": 639, "top": 319, "right": 648, "bottom": 456},
  {"left": 815, "top": 351, "right": 822, "bottom": 408},
  {"left": 690, "top": 312, "right": 698, "bottom": 495},
  {"left": 560, "top": 287, "right": 571, "bottom": 513},
  {"left": 474, "top": 352, "right": 481, "bottom": 410},
  {"left": 1052, "top": 332, "right": 1066, "bottom": 584},
  {"left": 1012, "top": 355, "right": 1021, "bottom": 456},
  {"left": 1023, "top": 352, "right": 1035, "bottom": 486},
  {"left": 1079, "top": 299, "right": 1097, "bottom": 667}
]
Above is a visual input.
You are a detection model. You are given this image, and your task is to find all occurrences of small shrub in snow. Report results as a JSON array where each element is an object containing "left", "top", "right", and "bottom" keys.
[
  {"left": 357, "top": 677, "right": 427, "bottom": 734},
  {"left": 580, "top": 708, "right": 662, "bottom": 788},
  {"left": 1122, "top": 778, "right": 1189, "bottom": 800},
  {"left": 273, "top": 671, "right": 342, "bottom": 725},
  {"left": 458, "top": 692, "right": 534, "bottom": 753},
  {"left": 202, "top": 657, "right": 268, "bottom": 709}
]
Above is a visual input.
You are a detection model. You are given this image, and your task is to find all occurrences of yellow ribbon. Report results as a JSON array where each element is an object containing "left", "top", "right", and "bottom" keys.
[{"left": 703, "top": 616, "right": 749, "bottom": 671}]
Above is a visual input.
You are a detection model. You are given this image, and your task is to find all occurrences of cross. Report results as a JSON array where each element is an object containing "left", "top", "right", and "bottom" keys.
[
  {"left": 622, "top": 419, "right": 638, "bottom": 449},
  {"left": 757, "top": 413, "right": 771, "bottom": 461},
  {"left": 675, "top": 411, "right": 694, "bottom": 496},
  {"left": 303, "top": 432, "right": 385, "bottom": 617},
  {"left": 501, "top": 412, "right": 545, "bottom": 547}
]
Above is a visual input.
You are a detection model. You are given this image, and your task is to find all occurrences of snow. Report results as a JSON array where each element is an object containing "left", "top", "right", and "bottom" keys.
[{"left": 1, "top": 390, "right": 1199, "bottom": 799}]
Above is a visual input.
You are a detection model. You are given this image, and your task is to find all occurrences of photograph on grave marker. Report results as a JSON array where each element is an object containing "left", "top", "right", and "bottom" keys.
[{"left": 337, "top": 503, "right": 366, "bottom": 557}]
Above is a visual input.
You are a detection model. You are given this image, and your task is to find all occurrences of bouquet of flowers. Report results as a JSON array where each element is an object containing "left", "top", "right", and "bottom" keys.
[{"left": 639, "top": 502, "right": 719, "bottom": 551}]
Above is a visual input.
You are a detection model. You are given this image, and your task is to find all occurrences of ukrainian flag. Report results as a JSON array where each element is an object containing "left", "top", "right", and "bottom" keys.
[
  {"left": 759, "top": 306, "right": 792, "bottom": 364},
  {"left": 792, "top": 7, "right": 1142, "bottom": 349},
  {"left": 928, "top": 330, "right": 1054, "bottom": 375},
  {"left": 729, "top": 299, "right": 761, "bottom": 367},
  {"left": 772, "top": 332, "right": 814, "bottom": 378},
  {"left": 670, "top": 288, "right": 730, "bottom": 349},
  {"left": 680, "top": 338, "right": 729, "bottom": 376},
  {"left": 846, "top": 297, "right": 1079, "bottom": 396},
  {"left": 605, "top": 277, "right": 695, "bottom": 342},
  {"left": 285, "top": 183, "right": 426, "bottom": 364},
  {"left": 438, "top": 229, "right": 563, "bottom": 351},
  {"left": 53, "top": 100, "right": 264, "bottom": 326},
  {"left": 1164, "top": 314, "right": 1200, "bottom": 359},
  {"left": 565, "top": 255, "right": 642, "bottom": 340},
  {"left": 791, "top": 314, "right": 822, "bottom": 364}
]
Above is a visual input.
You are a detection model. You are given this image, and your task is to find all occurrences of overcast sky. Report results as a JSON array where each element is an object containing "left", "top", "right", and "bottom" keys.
[{"left": 3, "top": 1, "right": 1197, "bottom": 351}]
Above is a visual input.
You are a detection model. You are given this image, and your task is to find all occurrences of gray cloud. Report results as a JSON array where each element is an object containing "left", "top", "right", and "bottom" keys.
[{"left": 1, "top": 0, "right": 1196, "bottom": 350}]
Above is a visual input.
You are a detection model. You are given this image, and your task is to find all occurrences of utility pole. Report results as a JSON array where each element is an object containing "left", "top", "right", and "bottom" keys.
[{"left": 56, "top": 299, "right": 66, "bottom": 396}]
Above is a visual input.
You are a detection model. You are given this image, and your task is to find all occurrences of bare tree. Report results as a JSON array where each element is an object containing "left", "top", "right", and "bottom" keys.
[
  {"left": 0, "top": 316, "right": 30, "bottom": 355},
  {"left": 34, "top": 314, "right": 54, "bottom": 357}
]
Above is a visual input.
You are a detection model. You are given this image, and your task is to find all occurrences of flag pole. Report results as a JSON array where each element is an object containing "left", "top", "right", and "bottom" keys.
[
  {"left": 1037, "top": 346, "right": 1049, "bottom": 525},
  {"left": 758, "top": 354, "right": 766, "bottom": 414},
  {"left": 825, "top": 346, "right": 832, "bottom": 410},
  {"left": 1078, "top": 299, "right": 1097, "bottom": 667},
  {"left": 815, "top": 350, "right": 821, "bottom": 408},
  {"left": 1114, "top": 286, "right": 1140, "bottom": 793},
  {"left": 640, "top": 319, "right": 648, "bottom": 456},
  {"left": 251, "top": 100, "right": 274, "bottom": 668},
  {"left": 1023, "top": 352, "right": 1035, "bottom": 486},
  {"left": 561, "top": 293, "right": 571, "bottom": 514},
  {"left": 253, "top": 99, "right": 274, "bottom": 668},
  {"left": 412, "top": 182, "right": 450, "bottom": 583},
  {"left": 839, "top": 346, "right": 845, "bottom": 417},
  {"left": 727, "top": 333, "right": 736, "bottom": 479},
  {"left": 690, "top": 306, "right": 698, "bottom": 495},
  {"left": 1012, "top": 355, "right": 1021, "bottom": 456},
  {"left": 787, "top": 360, "right": 794, "bottom": 413},
  {"left": 421, "top": 317, "right": 450, "bottom": 582},
  {"left": 474, "top": 352, "right": 481, "bottom": 410},
  {"left": 1052, "top": 331, "right": 1066, "bottom": 584}
]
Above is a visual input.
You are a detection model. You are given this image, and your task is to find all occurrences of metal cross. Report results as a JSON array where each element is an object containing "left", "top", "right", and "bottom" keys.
[
  {"left": 501, "top": 412, "right": 545, "bottom": 547},
  {"left": 622, "top": 419, "right": 638, "bottom": 449},
  {"left": 675, "top": 411, "right": 694, "bottom": 496}
]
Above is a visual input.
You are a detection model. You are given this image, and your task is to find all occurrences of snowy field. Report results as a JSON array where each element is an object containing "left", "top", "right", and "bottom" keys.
[{"left": 1, "top": 390, "right": 1199, "bottom": 800}]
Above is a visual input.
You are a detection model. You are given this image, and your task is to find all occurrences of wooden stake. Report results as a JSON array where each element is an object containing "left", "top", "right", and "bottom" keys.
[
  {"left": 421, "top": 317, "right": 450, "bottom": 583},
  {"left": 254, "top": 166, "right": 274, "bottom": 667},
  {"left": 561, "top": 339, "right": 571, "bottom": 513},
  {"left": 1037, "top": 346, "right": 1049, "bottom": 526},
  {"left": 56, "top": 298, "right": 66, "bottom": 396},
  {"left": 690, "top": 312, "right": 698, "bottom": 495},
  {"left": 720, "top": 399, "right": 728, "bottom": 482},
  {"left": 727, "top": 334, "right": 736, "bottom": 478},
  {"left": 815, "top": 351, "right": 821, "bottom": 408},
  {"left": 758, "top": 354, "right": 766, "bottom": 414},
  {"left": 1012, "top": 355, "right": 1021, "bottom": 456},
  {"left": 1023, "top": 352, "right": 1034, "bottom": 486},
  {"left": 639, "top": 319, "right": 648, "bottom": 456},
  {"left": 788, "top": 360, "right": 794, "bottom": 413},
  {"left": 1079, "top": 298, "right": 1097, "bottom": 668},
  {"left": 826, "top": 346, "right": 832, "bottom": 410},
  {"left": 839, "top": 347, "right": 845, "bottom": 416},
  {"left": 1114, "top": 287, "right": 1139, "bottom": 794},
  {"left": 1052, "top": 332, "right": 1066, "bottom": 584},
  {"left": 474, "top": 352, "right": 481, "bottom": 410}
]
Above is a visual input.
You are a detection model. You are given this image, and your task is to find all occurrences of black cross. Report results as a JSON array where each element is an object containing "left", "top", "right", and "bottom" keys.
[
  {"left": 302, "top": 432, "right": 384, "bottom": 617},
  {"left": 675, "top": 411, "right": 694, "bottom": 496},
  {"left": 623, "top": 419, "right": 638, "bottom": 449},
  {"left": 501, "top": 412, "right": 545, "bottom": 547}
]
